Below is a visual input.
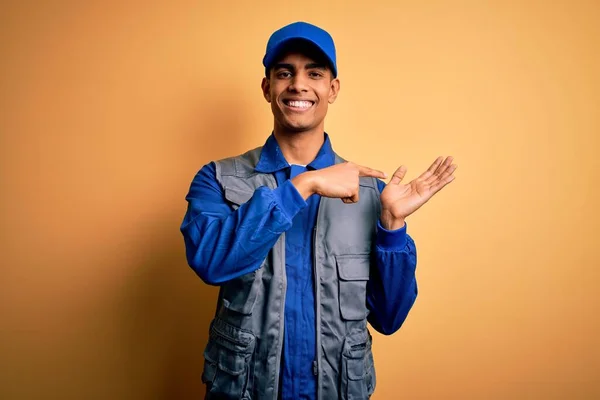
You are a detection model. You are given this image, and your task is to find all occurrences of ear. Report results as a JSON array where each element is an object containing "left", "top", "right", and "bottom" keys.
[
  {"left": 328, "top": 77, "right": 340, "bottom": 104},
  {"left": 261, "top": 77, "right": 271, "bottom": 103}
]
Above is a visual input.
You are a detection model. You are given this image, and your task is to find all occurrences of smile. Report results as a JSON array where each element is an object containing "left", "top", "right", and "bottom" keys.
[{"left": 283, "top": 99, "right": 314, "bottom": 111}]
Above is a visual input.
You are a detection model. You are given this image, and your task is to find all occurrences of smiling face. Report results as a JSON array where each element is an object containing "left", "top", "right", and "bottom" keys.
[{"left": 261, "top": 44, "right": 340, "bottom": 135}]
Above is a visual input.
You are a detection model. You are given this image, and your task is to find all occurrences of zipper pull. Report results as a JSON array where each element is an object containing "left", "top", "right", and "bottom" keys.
[{"left": 313, "top": 360, "right": 318, "bottom": 376}]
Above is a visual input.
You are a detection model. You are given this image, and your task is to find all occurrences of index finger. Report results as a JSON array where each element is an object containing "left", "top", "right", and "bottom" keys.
[{"left": 357, "top": 165, "right": 387, "bottom": 179}]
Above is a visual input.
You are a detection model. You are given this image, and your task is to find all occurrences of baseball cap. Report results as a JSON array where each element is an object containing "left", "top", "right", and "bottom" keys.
[{"left": 262, "top": 21, "right": 338, "bottom": 78}]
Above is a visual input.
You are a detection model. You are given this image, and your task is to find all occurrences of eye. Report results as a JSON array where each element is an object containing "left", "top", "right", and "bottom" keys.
[
  {"left": 276, "top": 71, "right": 292, "bottom": 79},
  {"left": 309, "top": 71, "right": 324, "bottom": 79}
]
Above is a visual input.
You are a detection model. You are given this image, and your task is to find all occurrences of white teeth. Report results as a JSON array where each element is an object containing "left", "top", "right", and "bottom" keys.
[{"left": 288, "top": 100, "right": 312, "bottom": 108}]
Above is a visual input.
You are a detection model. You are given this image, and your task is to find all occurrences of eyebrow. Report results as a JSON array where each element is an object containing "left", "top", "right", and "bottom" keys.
[{"left": 273, "top": 62, "right": 328, "bottom": 71}]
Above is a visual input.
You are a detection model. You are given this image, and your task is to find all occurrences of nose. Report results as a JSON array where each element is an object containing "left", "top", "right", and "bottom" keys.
[{"left": 288, "top": 73, "right": 309, "bottom": 93}]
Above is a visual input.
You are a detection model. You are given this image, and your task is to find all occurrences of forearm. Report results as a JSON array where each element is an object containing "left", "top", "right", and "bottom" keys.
[
  {"left": 367, "top": 222, "right": 418, "bottom": 335},
  {"left": 181, "top": 178, "right": 306, "bottom": 285}
]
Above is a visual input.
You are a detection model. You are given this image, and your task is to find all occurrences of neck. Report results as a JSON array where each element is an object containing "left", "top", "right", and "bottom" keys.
[{"left": 273, "top": 125, "right": 325, "bottom": 166}]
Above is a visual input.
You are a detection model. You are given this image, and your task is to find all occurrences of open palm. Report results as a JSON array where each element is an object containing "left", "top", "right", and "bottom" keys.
[{"left": 380, "top": 156, "right": 457, "bottom": 223}]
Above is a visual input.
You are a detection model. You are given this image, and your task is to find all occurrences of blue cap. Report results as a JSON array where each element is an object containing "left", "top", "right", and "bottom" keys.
[{"left": 263, "top": 21, "right": 337, "bottom": 78}]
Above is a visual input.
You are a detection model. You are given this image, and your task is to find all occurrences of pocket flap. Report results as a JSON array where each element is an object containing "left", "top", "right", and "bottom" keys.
[
  {"left": 224, "top": 186, "right": 253, "bottom": 206},
  {"left": 204, "top": 318, "right": 255, "bottom": 376},
  {"left": 336, "top": 255, "right": 370, "bottom": 281},
  {"left": 210, "top": 318, "right": 255, "bottom": 351}
]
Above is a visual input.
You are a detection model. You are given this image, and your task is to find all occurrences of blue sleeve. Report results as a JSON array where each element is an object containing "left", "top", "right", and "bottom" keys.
[
  {"left": 366, "top": 179, "right": 418, "bottom": 335},
  {"left": 180, "top": 162, "right": 307, "bottom": 285}
]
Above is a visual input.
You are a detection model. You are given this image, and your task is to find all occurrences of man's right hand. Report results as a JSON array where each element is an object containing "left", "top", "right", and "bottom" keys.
[{"left": 291, "top": 162, "right": 387, "bottom": 203}]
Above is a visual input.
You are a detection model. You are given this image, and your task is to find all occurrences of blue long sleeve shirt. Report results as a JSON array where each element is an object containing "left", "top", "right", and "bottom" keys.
[{"left": 181, "top": 134, "right": 418, "bottom": 400}]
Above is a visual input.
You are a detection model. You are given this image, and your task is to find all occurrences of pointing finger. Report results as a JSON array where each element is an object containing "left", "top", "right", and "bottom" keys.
[{"left": 357, "top": 165, "right": 387, "bottom": 179}]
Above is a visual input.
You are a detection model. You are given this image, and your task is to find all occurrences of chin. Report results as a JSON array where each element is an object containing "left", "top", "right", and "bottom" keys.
[
  {"left": 283, "top": 120, "right": 314, "bottom": 132},
  {"left": 290, "top": 125, "right": 316, "bottom": 133}
]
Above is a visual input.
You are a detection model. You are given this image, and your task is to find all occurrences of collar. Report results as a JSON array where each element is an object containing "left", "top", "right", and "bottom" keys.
[{"left": 254, "top": 133, "right": 336, "bottom": 173}]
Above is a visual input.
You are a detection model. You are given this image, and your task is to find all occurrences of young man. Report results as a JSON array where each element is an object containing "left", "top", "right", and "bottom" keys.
[{"left": 181, "top": 21, "right": 456, "bottom": 400}]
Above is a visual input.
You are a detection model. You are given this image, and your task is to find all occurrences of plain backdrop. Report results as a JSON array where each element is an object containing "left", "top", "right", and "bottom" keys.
[{"left": 1, "top": 1, "right": 599, "bottom": 399}]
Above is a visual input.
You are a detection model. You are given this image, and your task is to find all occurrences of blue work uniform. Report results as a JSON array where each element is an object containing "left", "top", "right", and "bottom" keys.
[{"left": 181, "top": 133, "right": 418, "bottom": 399}]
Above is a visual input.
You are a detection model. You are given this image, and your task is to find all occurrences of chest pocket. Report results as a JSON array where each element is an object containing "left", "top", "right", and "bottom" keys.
[
  {"left": 336, "top": 254, "right": 371, "bottom": 321},
  {"left": 221, "top": 186, "right": 261, "bottom": 315}
]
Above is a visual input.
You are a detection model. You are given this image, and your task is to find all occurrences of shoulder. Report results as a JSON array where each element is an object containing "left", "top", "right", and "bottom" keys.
[{"left": 214, "top": 146, "right": 263, "bottom": 178}]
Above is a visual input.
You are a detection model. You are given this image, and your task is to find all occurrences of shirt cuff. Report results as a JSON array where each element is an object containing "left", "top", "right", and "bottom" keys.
[
  {"left": 271, "top": 180, "right": 308, "bottom": 222},
  {"left": 375, "top": 220, "right": 408, "bottom": 251}
]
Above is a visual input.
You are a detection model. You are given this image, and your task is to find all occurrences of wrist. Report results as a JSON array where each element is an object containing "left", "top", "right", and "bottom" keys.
[
  {"left": 380, "top": 210, "right": 405, "bottom": 231},
  {"left": 291, "top": 171, "right": 317, "bottom": 200}
]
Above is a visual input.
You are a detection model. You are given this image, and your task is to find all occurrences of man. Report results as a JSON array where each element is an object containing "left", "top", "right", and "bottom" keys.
[{"left": 181, "top": 21, "right": 457, "bottom": 400}]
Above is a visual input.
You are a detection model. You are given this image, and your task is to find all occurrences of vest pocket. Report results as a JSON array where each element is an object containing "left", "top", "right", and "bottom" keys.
[
  {"left": 221, "top": 268, "right": 261, "bottom": 315},
  {"left": 202, "top": 318, "right": 256, "bottom": 400},
  {"left": 336, "top": 255, "right": 371, "bottom": 321},
  {"left": 341, "top": 331, "right": 376, "bottom": 399}
]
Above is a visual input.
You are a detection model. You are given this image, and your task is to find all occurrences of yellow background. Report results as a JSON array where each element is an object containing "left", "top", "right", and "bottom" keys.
[{"left": 1, "top": 1, "right": 599, "bottom": 399}]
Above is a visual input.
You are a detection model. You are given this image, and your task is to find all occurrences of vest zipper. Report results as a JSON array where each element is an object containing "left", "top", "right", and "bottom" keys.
[
  {"left": 313, "top": 199, "right": 324, "bottom": 399},
  {"left": 275, "top": 235, "right": 286, "bottom": 399},
  {"left": 268, "top": 174, "right": 286, "bottom": 400}
]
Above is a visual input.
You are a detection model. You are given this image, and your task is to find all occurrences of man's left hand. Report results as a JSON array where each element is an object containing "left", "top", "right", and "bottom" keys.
[{"left": 380, "top": 156, "right": 457, "bottom": 230}]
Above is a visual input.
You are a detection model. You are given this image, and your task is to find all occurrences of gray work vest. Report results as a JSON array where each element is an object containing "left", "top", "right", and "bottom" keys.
[{"left": 202, "top": 146, "right": 381, "bottom": 400}]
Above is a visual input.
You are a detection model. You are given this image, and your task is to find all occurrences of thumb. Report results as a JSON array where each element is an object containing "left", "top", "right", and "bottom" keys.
[{"left": 389, "top": 165, "right": 407, "bottom": 185}]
